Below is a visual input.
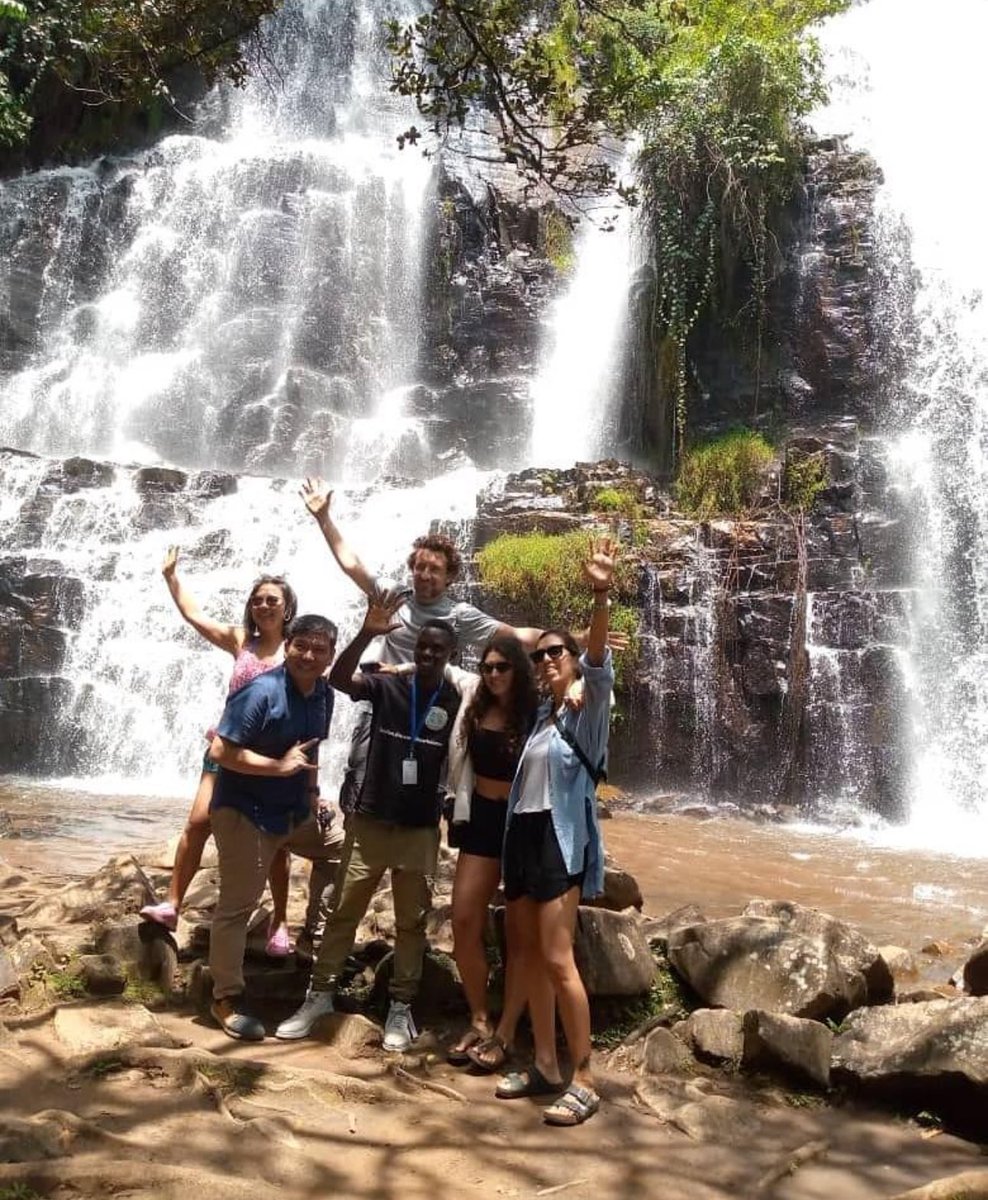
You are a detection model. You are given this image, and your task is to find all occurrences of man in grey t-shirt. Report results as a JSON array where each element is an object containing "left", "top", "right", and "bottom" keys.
[
  {"left": 300, "top": 478, "right": 548, "bottom": 815},
  {"left": 300, "top": 478, "right": 547, "bottom": 661}
]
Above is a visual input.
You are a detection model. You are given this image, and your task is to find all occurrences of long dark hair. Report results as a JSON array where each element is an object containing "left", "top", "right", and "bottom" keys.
[
  {"left": 461, "top": 635, "right": 539, "bottom": 756},
  {"left": 242, "top": 575, "right": 298, "bottom": 638}
]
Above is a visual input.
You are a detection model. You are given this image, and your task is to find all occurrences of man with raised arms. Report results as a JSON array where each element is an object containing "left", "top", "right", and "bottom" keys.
[{"left": 298, "top": 479, "right": 623, "bottom": 816}]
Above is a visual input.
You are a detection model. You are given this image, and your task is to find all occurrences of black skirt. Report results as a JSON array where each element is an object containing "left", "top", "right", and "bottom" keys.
[
  {"left": 503, "top": 809, "right": 584, "bottom": 903},
  {"left": 452, "top": 792, "right": 509, "bottom": 860}
]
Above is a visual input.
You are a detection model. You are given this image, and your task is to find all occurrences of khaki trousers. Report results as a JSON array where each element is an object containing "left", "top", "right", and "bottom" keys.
[
  {"left": 210, "top": 806, "right": 344, "bottom": 1001},
  {"left": 311, "top": 813, "right": 438, "bottom": 1003}
]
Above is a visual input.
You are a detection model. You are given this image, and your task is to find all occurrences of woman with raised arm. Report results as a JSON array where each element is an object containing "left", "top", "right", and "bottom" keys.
[
  {"left": 494, "top": 535, "right": 618, "bottom": 1126},
  {"left": 444, "top": 635, "right": 540, "bottom": 1069},
  {"left": 140, "top": 548, "right": 298, "bottom": 956}
]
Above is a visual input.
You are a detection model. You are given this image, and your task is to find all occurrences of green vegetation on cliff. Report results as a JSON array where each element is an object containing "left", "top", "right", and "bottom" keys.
[
  {"left": 0, "top": 0, "right": 278, "bottom": 159},
  {"left": 675, "top": 430, "right": 774, "bottom": 518},
  {"left": 476, "top": 529, "right": 639, "bottom": 686}
]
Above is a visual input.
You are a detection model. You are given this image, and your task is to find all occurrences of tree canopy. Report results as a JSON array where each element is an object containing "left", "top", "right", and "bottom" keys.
[{"left": 0, "top": 0, "right": 278, "bottom": 157}]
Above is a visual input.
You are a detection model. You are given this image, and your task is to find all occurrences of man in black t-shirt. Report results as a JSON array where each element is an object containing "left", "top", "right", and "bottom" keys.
[{"left": 275, "top": 592, "right": 459, "bottom": 1052}]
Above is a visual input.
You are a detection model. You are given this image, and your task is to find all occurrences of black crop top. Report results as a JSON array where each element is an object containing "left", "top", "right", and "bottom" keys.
[{"left": 468, "top": 726, "right": 520, "bottom": 782}]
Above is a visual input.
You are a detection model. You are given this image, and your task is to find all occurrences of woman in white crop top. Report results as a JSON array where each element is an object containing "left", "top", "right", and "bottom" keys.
[{"left": 139, "top": 547, "right": 298, "bottom": 956}]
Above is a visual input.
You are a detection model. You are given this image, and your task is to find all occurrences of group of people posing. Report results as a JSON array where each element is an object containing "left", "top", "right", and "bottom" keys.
[{"left": 140, "top": 479, "right": 620, "bottom": 1127}]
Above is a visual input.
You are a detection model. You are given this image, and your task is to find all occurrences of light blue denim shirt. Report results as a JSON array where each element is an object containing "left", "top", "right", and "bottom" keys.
[{"left": 505, "top": 649, "right": 613, "bottom": 898}]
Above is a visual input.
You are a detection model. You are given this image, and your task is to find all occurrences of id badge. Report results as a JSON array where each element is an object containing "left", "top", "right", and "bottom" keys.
[{"left": 402, "top": 757, "right": 418, "bottom": 786}]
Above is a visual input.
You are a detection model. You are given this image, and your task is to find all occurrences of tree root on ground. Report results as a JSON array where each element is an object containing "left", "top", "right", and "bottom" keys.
[
  {"left": 0, "top": 1159, "right": 265, "bottom": 1200},
  {"left": 752, "top": 1139, "right": 829, "bottom": 1194},
  {"left": 390, "top": 1063, "right": 466, "bottom": 1102},
  {"left": 889, "top": 1172, "right": 988, "bottom": 1200},
  {"left": 65, "top": 1043, "right": 391, "bottom": 1105}
]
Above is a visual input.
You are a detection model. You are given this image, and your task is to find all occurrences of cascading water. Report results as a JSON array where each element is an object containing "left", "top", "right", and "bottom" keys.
[
  {"left": 0, "top": 0, "right": 433, "bottom": 479},
  {"left": 528, "top": 179, "right": 635, "bottom": 466},
  {"left": 814, "top": 0, "right": 988, "bottom": 850},
  {"left": 0, "top": 0, "right": 491, "bottom": 819}
]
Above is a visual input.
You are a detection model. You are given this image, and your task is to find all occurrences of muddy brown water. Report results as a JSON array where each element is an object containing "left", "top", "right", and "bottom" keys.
[{"left": 2, "top": 780, "right": 987, "bottom": 978}]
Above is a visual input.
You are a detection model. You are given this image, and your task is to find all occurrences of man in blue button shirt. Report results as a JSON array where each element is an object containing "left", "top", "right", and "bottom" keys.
[{"left": 207, "top": 613, "right": 341, "bottom": 1040}]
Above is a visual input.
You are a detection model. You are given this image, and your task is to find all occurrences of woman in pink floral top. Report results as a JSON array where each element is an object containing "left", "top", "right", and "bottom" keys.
[{"left": 140, "top": 547, "right": 298, "bottom": 956}]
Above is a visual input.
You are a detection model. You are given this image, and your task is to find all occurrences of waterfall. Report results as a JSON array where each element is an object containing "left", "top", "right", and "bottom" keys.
[
  {"left": 814, "top": 0, "right": 988, "bottom": 849},
  {"left": 0, "top": 0, "right": 433, "bottom": 480},
  {"left": 527, "top": 178, "right": 635, "bottom": 466},
  {"left": 0, "top": 0, "right": 492, "bottom": 802}
]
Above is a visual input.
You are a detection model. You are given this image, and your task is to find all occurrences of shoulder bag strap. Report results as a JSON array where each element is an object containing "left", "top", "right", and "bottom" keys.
[{"left": 553, "top": 716, "right": 607, "bottom": 786}]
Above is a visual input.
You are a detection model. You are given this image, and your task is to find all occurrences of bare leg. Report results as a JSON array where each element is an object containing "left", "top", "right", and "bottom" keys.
[
  {"left": 470, "top": 897, "right": 528, "bottom": 1068},
  {"left": 166, "top": 771, "right": 214, "bottom": 911},
  {"left": 451, "top": 852, "right": 502, "bottom": 1047},
  {"left": 493, "top": 899, "right": 527, "bottom": 1048},
  {"left": 512, "top": 896, "right": 562, "bottom": 1085},
  {"left": 538, "top": 887, "right": 593, "bottom": 1089},
  {"left": 268, "top": 845, "right": 291, "bottom": 931}
]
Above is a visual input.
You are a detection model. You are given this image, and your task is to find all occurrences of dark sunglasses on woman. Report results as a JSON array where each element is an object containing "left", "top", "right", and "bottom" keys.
[
  {"left": 250, "top": 595, "right": 284, "bottom": 608},
  {"left": 530, "top": 644, "right": 568, "bottom": 664},
  {"left": 479, "top": 660, "right": 512, "bottom": 675}
]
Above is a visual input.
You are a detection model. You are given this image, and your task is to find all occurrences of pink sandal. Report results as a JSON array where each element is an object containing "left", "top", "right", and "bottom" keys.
[
  {"left": 265, "top": 923, "right": 291, "bottom": 958},
  {"left": 140, "top": 901, "right": 178, "bottom": 931}
]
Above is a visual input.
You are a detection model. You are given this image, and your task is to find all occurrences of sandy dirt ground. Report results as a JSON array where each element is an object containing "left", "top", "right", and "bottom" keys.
[{"left": 2, "top": 844, "right": 987, "bottom": 1200}]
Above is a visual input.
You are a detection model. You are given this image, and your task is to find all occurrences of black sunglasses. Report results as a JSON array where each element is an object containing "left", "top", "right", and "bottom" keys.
[
  {"left": 530, "top": 644, "right": 569, "bottom": 665},
  {"left": 479, "top": 660, "right": 513, "bottom": 676},
  {"left": 250, "top": 595, "right": 284, "bottom": 608}
]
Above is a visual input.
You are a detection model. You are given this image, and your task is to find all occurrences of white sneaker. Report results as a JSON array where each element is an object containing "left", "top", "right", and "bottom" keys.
[
  {"left": 274, "top": 988, "right": 335, "bottom": 1040},
  {"left": 383, "top": 1000, "right": 418, "bottom": 1053}
]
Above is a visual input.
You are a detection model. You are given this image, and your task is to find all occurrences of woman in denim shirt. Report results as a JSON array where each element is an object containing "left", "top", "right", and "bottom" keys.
[{"left": 495, "top": 535, "right": 617, "bottom": 1126}]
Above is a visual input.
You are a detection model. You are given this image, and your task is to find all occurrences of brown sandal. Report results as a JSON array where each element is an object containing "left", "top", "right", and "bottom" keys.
[
  {"left": 447, "top": 1026, "right": 486, "bottom": 1066},
  {"left": 467, "top": 1033, "right": 512, "bottom": 1073}
]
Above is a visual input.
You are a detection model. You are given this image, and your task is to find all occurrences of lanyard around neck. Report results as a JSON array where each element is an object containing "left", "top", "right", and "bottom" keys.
[{"left": 408, "top": 676, "right": 443, "bottom": 754}]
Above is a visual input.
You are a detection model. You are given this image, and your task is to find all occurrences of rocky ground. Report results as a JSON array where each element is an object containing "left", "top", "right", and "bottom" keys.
[{"left": 3, "top": 833, "right": 988, "bottom": 1200}]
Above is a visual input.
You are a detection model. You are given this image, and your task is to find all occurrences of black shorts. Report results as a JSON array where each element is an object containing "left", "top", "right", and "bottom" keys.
[
  {"left": 503, "top": 810, "right": 584, "bottom": 903},
  {"left": 452, "top": 792, "right": 508, "bottom": 859}
]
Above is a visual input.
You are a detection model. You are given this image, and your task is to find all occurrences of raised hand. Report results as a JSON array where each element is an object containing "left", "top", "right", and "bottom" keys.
[
  {"left": 278, "top": 738, "right": 320, "bottom": 776},
  {"left": 606, "top": 629, "right": 630, "bottom": 652},
  {"left": 161, "top": 545, "right": 179, "bottom": 578},
  {"left": 361, "top": 587, "right": 405, "bottom": 638},
  {"left": 582, "top": 534, "right": 618, "bottom": 592},
  {"left": 300, "top": 477, "right": 332, "bottom": 520}
]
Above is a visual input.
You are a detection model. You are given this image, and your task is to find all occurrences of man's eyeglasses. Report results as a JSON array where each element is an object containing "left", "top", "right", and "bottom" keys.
[
  {"left": 530, "top": 644, "right": 568, "bottom": 665},
  {"left": 479, "top": 661, "right": 513, "bottom": 676},
  {"left": 250, "top": 595, "right": 284, "bottom": 608}
]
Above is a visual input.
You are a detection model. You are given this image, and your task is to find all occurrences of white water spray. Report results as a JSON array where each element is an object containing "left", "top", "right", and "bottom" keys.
[{"left": 815, "top": 0, "right": 988, "bottom": 853}]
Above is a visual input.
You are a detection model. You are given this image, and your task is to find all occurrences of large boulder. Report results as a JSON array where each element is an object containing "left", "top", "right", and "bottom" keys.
[
  {"left": 674, "top": 1008, "right": 743, "bottom": 1067},
  {"left": 586, "top": 864, "right": 644, "bottom": 913},
  {"left": 742, "top": 1010, "right": 832, "bottom": 1089},
  {"left": 641, "top": 1026, "right": 693, "bottom": 1075},
  {"left": 573, "top": 907, "right": 655, "bottom": 996},
  {"left": 832, "top": 997, "right": 988, "bottom": 1135},
  {"left": 962, "top": 940, "right": 988, "bottom": 996},
  {"left": 643, "top": 903, "right": 707, "bottom": 953},
  {"left": 667, "top": 900, "right": 891, "bottom": 1020}
]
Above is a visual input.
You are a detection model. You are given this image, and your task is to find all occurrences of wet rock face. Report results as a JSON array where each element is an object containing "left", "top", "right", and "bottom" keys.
[
  {"left": 469, "top": 434, "right": 914, "bottom": 816},
  {"left": 417, "top": 169, "right": 559, "bottom": 468},
  {"left": 0, "top": 447, "right": 239, "bottom": 774}
]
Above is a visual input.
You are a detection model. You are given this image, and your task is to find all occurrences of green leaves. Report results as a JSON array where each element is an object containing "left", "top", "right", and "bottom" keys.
[{"left": 0, "top": 0, "right": 279, "bottom": 156}]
